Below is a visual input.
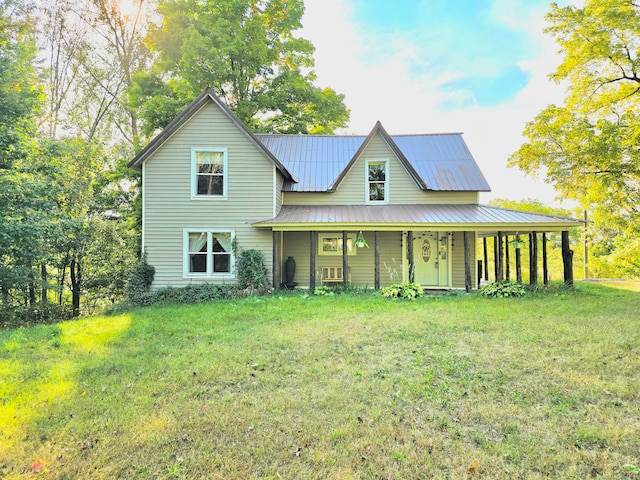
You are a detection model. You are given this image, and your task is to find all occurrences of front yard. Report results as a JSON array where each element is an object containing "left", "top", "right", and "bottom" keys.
[{"left": 2, "top": 283, "right": 639, "bottom": 479}]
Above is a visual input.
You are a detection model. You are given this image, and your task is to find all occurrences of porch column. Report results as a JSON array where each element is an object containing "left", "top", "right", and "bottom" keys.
[
  {"left": 515, "top": 234, "right": 522, "bottom": 284},
  {"left": 272, "top": 230, "right": 281, "bottom": 289},
  {"left": 483, "top": 237, "right": 489, "bottom": 281},
  {"left": 342, "top": 231, "right": 349, "bottom": 286},
  {"left": 562, "top": 230, "right": 574, "bottom": 286},
  {"left": 529, "top": 232, "right": 538, "bottom": 285},
  {"left": 542, "top": 233, "right": 549, "bottom": 285},
  {"left": 493, "top": 236, "right": 498, "bottom": 281},
  {"left": 374, "top": 231, "right": 380, "bottom": 290},
  {"left": 497, "top": 231, "right": 504, "bottom": 281},
  {"left": 407, "top": 231, "right": 414, "bottom": 283},
  {"left": 463, "top": 231, "right": 472, "bottom": 292},
  {"left": 310, "top": 231, "right": 317, "bottom": 291},
  {"left": 505, "top": 235, "right": 511, "bottom": 282}
]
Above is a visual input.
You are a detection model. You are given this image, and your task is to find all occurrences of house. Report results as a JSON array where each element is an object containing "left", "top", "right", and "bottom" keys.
[{"left": 128, "top": 88, "right": 582, "bottom": 291}]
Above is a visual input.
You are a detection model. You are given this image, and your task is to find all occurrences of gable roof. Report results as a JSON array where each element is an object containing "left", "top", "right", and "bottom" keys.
[
  {"left": 127, "top": 88, "right": 296, "bottom": 181},
  {"left": 256, "top": 123, "right": 491, "bottom": 193}
]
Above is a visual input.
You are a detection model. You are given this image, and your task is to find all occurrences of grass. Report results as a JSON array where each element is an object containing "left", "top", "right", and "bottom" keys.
[{"left": 1, "top": 282, "right": 640, "bottom": 479}]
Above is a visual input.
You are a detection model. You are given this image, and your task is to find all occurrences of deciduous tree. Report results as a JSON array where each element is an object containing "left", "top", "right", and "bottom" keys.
[
  {"left": 133, "top": 0, "right": 349, "bottom": 134},
  {"left": 509, "top": 0, "right": 640, "bottom": 278}
]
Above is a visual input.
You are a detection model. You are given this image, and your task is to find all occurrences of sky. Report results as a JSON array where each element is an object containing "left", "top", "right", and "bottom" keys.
[{"left": 300, "top": 0, "right": 576, "bottom": 206}]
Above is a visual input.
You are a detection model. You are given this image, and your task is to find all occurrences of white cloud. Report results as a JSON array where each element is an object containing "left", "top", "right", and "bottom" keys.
[{"left": 301, "top": 0, "right": 573, "bottom": 207}]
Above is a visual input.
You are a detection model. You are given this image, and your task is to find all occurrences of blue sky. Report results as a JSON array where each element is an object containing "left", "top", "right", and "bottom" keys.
[{"left": 301, "top": 0, "right": 576, "bottom": 205}]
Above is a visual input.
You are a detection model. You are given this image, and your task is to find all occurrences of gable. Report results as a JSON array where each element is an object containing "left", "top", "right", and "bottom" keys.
[
  {"left": 128, "top": 88, "right": 294, "bottom": 182},
  {"left": 337, "top": 132, "right": 422, "bottom": 204}
]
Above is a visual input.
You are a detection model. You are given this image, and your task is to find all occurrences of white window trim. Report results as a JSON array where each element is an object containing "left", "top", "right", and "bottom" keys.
[
  {"left": 183, "top": 229, "right": 235, "bottom": 278},
  {"left": 318, "top": 233, "right": 356, "bottom": 256},
  {"left": 191, "top": 148, "right": 228, "bottom": 199},
  {"left": 365, "top": 158, "right": 389, "bottom": 204}
]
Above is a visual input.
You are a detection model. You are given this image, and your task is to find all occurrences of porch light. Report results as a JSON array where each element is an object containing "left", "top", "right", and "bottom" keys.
[{"left": 354, "top": 231, "right": 369, "bottom": 248}]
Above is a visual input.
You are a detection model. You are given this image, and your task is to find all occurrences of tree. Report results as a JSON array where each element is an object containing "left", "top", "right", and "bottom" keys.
[
  {"left": 133, "top": 0, "right": 349, "bottom": 134},
  {"left": 508, "top": 0, "right": 640, "bottom": 278}
]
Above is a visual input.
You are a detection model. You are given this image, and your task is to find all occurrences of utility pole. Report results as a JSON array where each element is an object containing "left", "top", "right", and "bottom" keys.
[{"left": 583, "top": 210, "right": 589, "bottom": 280}]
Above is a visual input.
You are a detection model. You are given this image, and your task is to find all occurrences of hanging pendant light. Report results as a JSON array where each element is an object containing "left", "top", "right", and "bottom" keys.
[{"left": 354, "top": 231, "right": 369, "bottom": 248}]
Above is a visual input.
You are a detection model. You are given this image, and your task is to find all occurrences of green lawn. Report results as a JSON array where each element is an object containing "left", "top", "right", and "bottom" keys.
[{"left": 2, "top": 283, "right": 640, "bottom": 479}]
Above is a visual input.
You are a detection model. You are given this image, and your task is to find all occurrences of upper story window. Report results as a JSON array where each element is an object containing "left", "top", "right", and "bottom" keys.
[
  {"left": 184, "top": 229, "right": 234, "bottom": 277},
  {"left": 366, "top": 159, "right": 388, "bottom": 203},
  {"left": 192, "top": 149, "right": 227, "bottom": 198}
]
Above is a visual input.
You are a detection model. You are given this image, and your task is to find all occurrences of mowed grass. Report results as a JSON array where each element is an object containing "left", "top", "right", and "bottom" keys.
[{"left": 2, "top": 283, "right": 640, "bottom": 479}]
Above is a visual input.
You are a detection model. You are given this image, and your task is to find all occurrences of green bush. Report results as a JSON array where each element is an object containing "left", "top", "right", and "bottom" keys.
[
  {"left": 381, "top": 282, "right": 423, "bottom": 300},
  {"left": 126, "top": 253, "right": 156, "bottom": 305},
  {"left": 236, "top": 249, "right": 270, "bottom": 294},
  {"left": 479, "top": 281, "right": 526, "bottom": 298},
  {"left": 1, "top": 303, "right": 74, "bottom": 329}
]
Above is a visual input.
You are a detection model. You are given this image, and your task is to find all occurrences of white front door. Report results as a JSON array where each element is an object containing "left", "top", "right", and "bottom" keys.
[{"left": 413, "top": 232, "right": 450, "bottom": 287}]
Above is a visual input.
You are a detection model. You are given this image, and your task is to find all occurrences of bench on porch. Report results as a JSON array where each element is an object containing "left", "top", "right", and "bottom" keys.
[{"left": 321, "top": 266, "right": 351, "bottom": 285}]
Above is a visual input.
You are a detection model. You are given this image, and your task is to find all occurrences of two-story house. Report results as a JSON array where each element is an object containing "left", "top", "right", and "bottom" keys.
[{"left": 129, "top": 88, "right": 582, "bottom": 291}]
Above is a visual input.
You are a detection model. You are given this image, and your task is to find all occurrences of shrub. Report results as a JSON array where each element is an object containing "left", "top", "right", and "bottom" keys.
[
  {"left": 1, "top": 303, "right": 74, "bottom": 329},
  {"left": 479, "top": 281, "right": 526, "bottom": 298},
  {"left": 126, "top": 254, "right": 156, "bottom": 306},
  {"left": 236, "top": 249, "right": 270, "bottom": 295},
  {"left": 381, "top": 282, "right": 423, "bottom": 300}
]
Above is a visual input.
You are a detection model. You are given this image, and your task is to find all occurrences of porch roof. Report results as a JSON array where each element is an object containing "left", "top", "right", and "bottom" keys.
[{"left": 253, "top": 204, "right": 584, "bottom": 233}]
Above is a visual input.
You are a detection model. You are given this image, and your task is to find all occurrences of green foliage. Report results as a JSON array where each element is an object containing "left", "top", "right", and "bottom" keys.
[
  {"left": 479, "top": 281, "right": 526, "bottom": 298},
  {"left": 136, "top": 0, "right": 349, "bottom": 134},
  {"left": 381, "top": 282, "right": 424, "bottom": 300},
  {"left": 126, "top": 254, "right": 156, "bottom": 305},
  {"left": 235, "top": 249, "right": 270, "bottom": 294},
  {"left": 313, "top": 286, "right": 335, "bottom": 296},
  {"left": 0, "top": 303, "right": 73, "bottom": 329},
  {"left": 509, "top": 1, "right": 640, "bottom": 279}
]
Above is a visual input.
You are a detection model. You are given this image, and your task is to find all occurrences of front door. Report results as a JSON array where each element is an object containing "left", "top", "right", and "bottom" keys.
[{"left": 413, "top": 232, "right": 449, "bottom": 287}]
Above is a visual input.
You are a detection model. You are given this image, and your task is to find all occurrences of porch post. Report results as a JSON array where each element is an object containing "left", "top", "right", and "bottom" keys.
[
  {"left": 505, "top": 235, "right": 511, "bottom": 281},
  {"left": 374, "top": 231, "right": 380, "bottom": 290},
  {"left": 310, "top": 231, "right": 317, "bottom": 291},
  {"left": 562, "top": 230, "right": 574, "bottom": 286},
  {"left": 529, "top": 232, "right": 538, "bottom": 285},
  {"left": 483, "top": 237, "right": 489, "bottom": 280},
  {"left": 493, "top": 236, "right": 498, "bottom": 281},
  {"left": 272, "top": 230, "right": 281, "bottom": 289},
  {"left": 542, "top": 233, "right": 549, "bottom": 285},
  {"left": 342, "top": 231, "right": 349, "bottom": 286},
  {"left": 463, "top": 231, "right": 472, "bottom": 292},
  {"left": 497, "top": 231, "right": 504, "bottom": 281},
  {"left": 407, "top": 231, "right": 414, "bottom": 283},
  {"left": 515, "top": 234, "right": 522, "bottom": 284}
]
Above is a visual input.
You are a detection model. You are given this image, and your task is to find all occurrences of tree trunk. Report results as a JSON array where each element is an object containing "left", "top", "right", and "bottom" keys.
[
  {"left": 407, "top": 231, "right": 414, "bottom": 283},
  {"left": 562, "top": 231, "right": 574, "bottom": 287},
  {"left": 70, "top": 255, "right": 81, "bottom": 317},
  {"left": 41, "top": 263, "right": 48, "bottom": 303}
]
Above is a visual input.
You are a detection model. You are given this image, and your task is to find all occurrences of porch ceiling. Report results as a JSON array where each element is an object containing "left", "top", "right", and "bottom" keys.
[{"left": 253, "top": 204, "right": 584, "bottom": 233}]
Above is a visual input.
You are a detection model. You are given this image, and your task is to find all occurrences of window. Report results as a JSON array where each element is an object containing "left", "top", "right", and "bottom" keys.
[
  {"left": 184, "top": 230, "right": 234, "bottom": 276},
  {"left": 366, "top": 159, "right": 388, "bottom": 203},
  {"left": 192, "top": 149, "right": 227, "bottom": 197},
  {"left": 318, "top": 234, "right": 356, "bottom": 256}
]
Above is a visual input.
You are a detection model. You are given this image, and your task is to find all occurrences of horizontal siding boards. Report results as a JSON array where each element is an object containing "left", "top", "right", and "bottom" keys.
[
  {"left": 450, "top": 231, "right": 477, "bottom": 289},
  {"left": 283, "top": 191, "right": 479, "bottom": 206},
  {"left": 144, "top": 102, "right": 277, "bottom": 289},
  {"left": 281, "top": 231, "right": 403, "bottom": 288}
]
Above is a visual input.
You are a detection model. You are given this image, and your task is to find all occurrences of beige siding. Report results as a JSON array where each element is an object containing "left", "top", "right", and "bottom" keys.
[
  {"left": 283, "top": 133, "right": 479, "bottom": 206},
  {"left": 281, "top": 231, "right": 404, "bottom": 288},
  {"left": 450, "top": 231, "right": 478, "bottom": 289},
  {"left": 143, "top": 101, "right": 277, "bottom": 288}
]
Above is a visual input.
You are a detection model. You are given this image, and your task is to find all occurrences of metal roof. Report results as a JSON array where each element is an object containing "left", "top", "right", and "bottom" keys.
[
  {"left": 256, "top": 131, "right": 491, "bottom": 193},
  {"left": 253, "top": 204, "right": 583, "bottom": 232}
]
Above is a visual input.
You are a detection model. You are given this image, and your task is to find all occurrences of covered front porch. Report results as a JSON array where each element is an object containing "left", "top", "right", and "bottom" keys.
[{"left": 254, "top": 204, "right": 585, "bottom": 292}]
